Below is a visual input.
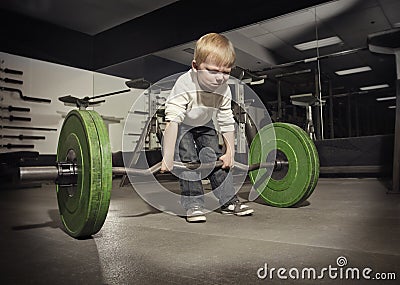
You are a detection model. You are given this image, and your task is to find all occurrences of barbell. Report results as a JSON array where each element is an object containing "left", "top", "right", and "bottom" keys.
[
  {"left": 19, "top": 160, "right": 287, "bottom": 181},
  {"left": 17, "top": 109, "right": 319, "bottom": 238}
]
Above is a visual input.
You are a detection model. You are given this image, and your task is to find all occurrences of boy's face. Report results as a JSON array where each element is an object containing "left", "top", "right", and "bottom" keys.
[{"left": 192, "top": 59, "right": 231, "bottom": 92}]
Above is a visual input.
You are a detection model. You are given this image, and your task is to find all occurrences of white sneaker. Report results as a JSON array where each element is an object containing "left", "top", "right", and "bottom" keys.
[
  {"left": 221, "top": 201, "right": 254, "bottom": 216},
  {"left": 186, "top": 207, "right": 206, "bottom": 222}
]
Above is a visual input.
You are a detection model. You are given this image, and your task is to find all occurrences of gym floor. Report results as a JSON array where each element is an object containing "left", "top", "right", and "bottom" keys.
[{"left": 1, "top": 177, "right": 399, "bottom": 284}]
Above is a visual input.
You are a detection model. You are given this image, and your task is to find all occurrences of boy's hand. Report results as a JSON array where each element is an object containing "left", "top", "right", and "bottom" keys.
[
  {"left": 220, "top": 131, "right": 235, "bottom": 169},
  {"left": 161, "top": 158, "right": 174, "bottom": 173},
  {"left": 219, "top": 153, "right": 234, "bottom": 169},
  {"left": 160, "top": 121, "right": 178, "bottom": 173}
]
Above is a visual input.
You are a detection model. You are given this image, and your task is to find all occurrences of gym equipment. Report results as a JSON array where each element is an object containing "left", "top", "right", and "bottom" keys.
[
  {"left": 55, "top": 110, "right": 112, "bottom": 238},
  {"left": 290, "top": 93, "right": 321, "bottom": 140},
  {"left": 1, "top": 125, "right": 57, "bottom": 131},
  {"left": 1, "top": 134, "right": 45, "bottom": 140},
  {"left": 16, "top": 107, "right": 319, "bottom": 239},
  {"left": 0, "top": 115, "right": 31, "bottom": 122},
  {"left": 0, "top": 77, "right": 23, "bottom": 85},
  {"left": 0, "top": 67, "right": 23, "bottom": 75},
  {"left": 249, "top": 123, "right": 319, "bottom": 207},
  {"left": 0, "top": 105, "right": 30, "bottom": 112},
  {"left": 58, "top": 79, "right": 139, "bottom": 109},
  {"left": 1, "top": 143, "right": 34, "bottom": 149},
  {"left": 368, "top": 28, "right": 400, "bottom": 193},
  {"left": 255, "top": 47, "right": 367, "bottom": 74},
  {"left": 0, "top": 86, "right": 51, "bottom": 103}
]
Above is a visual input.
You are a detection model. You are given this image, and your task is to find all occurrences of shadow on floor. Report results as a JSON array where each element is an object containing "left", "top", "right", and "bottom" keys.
[
  {"left": 237, "top": 190, "right": 312, "bottom": 208},
  {"left": 5, "top": 209, "right": 104, "bottom": 284},
  {"left": 12, "top": 209, "right": 62, "bottom": 231},
  {"left": 119, "top": 205, "right": 162, "bottom": 218}
]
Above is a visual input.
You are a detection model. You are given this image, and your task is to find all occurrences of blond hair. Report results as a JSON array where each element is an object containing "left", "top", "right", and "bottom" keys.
[{"left": 194, "top": 33, "right": 236, "bottom": 68}]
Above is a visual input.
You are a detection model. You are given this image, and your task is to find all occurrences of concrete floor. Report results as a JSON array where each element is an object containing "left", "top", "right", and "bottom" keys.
[{"left": 1, "top": 177, "right": 399, "bottom": 284}]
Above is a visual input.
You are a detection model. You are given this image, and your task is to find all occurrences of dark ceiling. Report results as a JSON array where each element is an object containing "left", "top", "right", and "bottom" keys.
[
  {"left": 0, "top": 0, "right": 179, "bottom": 36},
  {"left": 0, "top": 0, "right": 331, "bottom": 72}
]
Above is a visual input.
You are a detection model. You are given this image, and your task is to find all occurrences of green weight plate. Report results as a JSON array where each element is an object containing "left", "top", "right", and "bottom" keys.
[
  {"left": 281, "top": 124, "right": 316, "bottom": 203},
  {"left": 249, "top": 123, "right": 315, "bottom": 207},
  {"left": 288, "top": 124, "right": 319, "bottom": 204},
  {"left": 273, "top": 122, "right": 319, "bottom": 205},
  {"left": 299, "top": 128, "right": 319, "bottom": 200},
  {"left": 57, "top": 110, "right": 112, "bottom": 238},
  {"left": 272, "top": 123, "right": 319, "bottom": 205},
  {"left": 274, "top": 123, "right": 319, "bottom": 205},
  {"left": 87, "top": 110, "right": 112, "bottom": 231}
]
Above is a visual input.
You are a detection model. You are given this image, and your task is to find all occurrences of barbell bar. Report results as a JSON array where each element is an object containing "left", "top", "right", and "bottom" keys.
[
  {"left": 18, "top": 109, "right": 319, "bottom": 239},
  {"left": 19, "top": 160, "right": 288, "bottom": 182}
]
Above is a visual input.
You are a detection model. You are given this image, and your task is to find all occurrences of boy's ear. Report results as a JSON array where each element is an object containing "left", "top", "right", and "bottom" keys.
[{"left": 192, "top": 60, "right": 197, "bottom": 70}]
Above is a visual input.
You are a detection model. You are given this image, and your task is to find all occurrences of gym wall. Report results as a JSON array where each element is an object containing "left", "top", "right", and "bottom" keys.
[{"left": 0, "top": 52, "right": 143, "bottom": 154}]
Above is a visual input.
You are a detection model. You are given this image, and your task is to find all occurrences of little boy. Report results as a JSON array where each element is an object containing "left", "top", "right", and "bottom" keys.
[{"left": 161, "top": 33, "right": 254, "bottom": 222}]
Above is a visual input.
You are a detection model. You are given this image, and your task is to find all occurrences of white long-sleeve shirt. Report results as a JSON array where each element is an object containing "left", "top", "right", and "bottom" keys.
[{"left": 164, "top": 69, "right": 235, "bottom": 133}]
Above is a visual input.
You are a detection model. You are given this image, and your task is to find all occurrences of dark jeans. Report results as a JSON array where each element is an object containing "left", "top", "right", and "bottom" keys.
[{"left": 176, "top": 122, "right": 238, "bottom": 210}]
